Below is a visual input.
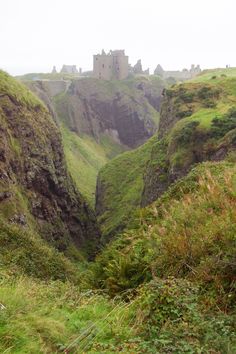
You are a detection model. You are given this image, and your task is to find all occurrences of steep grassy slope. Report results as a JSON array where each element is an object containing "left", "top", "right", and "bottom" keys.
[
  {"left": 143, "top": 74, "right": 236, "bottom": 205},
  {"left": 61, "top": 125, "right": 125, "bottom": 206},
  {"left": 0, "top": 70, "right": 100, "bottom": 262},
  {"left": 88, "top": 160, "right": 236, "bottom": 352},
  {"left": 96, "top": 70, "right": 236, "bottom": 238},
  {"left": 96, "top": 136, "right": 156, "bottom": 240},
  {"left": 1, "top": 161, "right": 235, "bottom": 353}
]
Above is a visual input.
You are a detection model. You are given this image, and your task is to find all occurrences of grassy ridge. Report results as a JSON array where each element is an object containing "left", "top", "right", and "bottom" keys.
[
  {"left": 0, "top": 70, "right": 45, "bottom": 109},
  {"left": 192, "top": 67, "right": 236, "bottom": 82}
]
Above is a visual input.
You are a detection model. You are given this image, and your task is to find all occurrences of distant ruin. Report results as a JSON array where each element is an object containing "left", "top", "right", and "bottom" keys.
[
  {"left": 93, "top": 50, "right": 129, "bottom": 80},
  {"left": 60, "top": 65, "right": 78, "bottom": 74},
  {"left": 130, "top": 59, "right": 149, "bottom": 75},
  {"left": 154, "top": 64, "right": 201, "bottom": 80}
]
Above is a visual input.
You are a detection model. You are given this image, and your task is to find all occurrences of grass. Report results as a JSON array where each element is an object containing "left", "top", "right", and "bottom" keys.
[
  {"left": 61, "top": 124, "right": 125, "bottom": 206},
  {"left": 0, "top": 159, "right": 236, "bottom": 353},
  {"left": 1, "top": 68, "right": 236, "bottom": 352},
  {"left": 92, "top": 160, "right": 236, "bottom": 295},
  {"left": 96, "top": 135, "right": 156, "bottom": 240},
  {"left": 83, "top": 161, "right": 236, "bottom": 352},
  {"left": 0, "top": 70, "right": 45, "bottom": 109},
  {"left": 0, "top": 273, "right": 138, "bottom": 353},
  {"left": 97, "top": 72, "right": 236, "bottom": 237},
  {"left": 192, "top": 67, "right": 236, "bottom": 82},
  {"left": 0, "top": 220, "right": 78, "bottom": 281}
]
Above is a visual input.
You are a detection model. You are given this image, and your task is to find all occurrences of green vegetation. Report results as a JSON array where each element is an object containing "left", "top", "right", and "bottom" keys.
[
  {"left": 16, "top": 72, "right": 82, "bottom": 81},
  {"left": 61, "top": 124, "right": 125, "bottom": 206},
  {"left": 96, "top": 73, "right": 236, "bottom": 238},
  {"left": 1, "top": 161, "right": 235, "bottom": 353},
  {"left": 53, "top": 75, "right": 163, "bottom": 205},
  {"left": 0, "top": 68, "right": 236, "bottom": 352},
  {"left": 192, "top": 66, "right": 236, "bottom": 82},
  {"left": 97, "top": 135, "right": 156, "bottom": 240},
  {"left": 0, "top": 220, "right": 77, "bottom": 281},
  {"left": 0, "top": 70, "right": 45, "bottom": 109}
]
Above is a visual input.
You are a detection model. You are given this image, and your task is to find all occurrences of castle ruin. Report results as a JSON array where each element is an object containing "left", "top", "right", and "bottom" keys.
[
  {"left": 154, "top": 64, "right": 201, "bottom": 80},
  {"left": 93, "top": 50, "right": 129, "bottom": 80},
  {"left": 60, "top": 65, "right": 78, "bottom": 74}
]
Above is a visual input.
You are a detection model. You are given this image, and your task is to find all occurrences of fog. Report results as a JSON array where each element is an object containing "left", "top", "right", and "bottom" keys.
[{"left": 0, "top": 0, "right": 235, "bottom": 75}]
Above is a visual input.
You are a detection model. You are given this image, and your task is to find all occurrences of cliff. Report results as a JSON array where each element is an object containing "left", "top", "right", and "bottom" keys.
[
  {"left": 0, "top": 71, "right": 100, "bottom": 261},
  {"left": 26, "top": 76, "right": 165, "bottom": 204},
  {"left": 96, "top": 73, "right": 236, "bottom": 238}
]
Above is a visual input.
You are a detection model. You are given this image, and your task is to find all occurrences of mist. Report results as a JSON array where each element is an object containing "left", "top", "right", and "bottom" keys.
[{"left": 0, "top": 0, "right": 235, "bottom": 75}]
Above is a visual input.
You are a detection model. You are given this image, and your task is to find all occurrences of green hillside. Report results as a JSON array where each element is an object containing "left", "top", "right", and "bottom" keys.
[
  {"left": 96, "top": 70, "right": 236, "bottom": 237},
  {"left": 61, "top": 125, "right": 125, "bottom": 206},
  {"left": 192, "top": 66, "right": 236, "bottom": 82},
  {"left": 1, "top": 160, "right": 235, "bottom": 353},
  {"left": 96, "top": 136, "right": 156, "bottom": 240}
]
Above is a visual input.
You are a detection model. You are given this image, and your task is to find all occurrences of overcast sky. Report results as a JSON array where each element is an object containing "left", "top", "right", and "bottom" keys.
[{"left": 0, "top": 0, "right": 235, "bottom": 75}]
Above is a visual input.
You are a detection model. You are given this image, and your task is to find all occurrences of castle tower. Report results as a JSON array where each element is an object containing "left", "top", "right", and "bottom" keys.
[
  {"left": 93, "top": 50, "right": 129, "bottom": 80},
  {"left": 52, "top": 66, "right": 57, "bottom": 74}
]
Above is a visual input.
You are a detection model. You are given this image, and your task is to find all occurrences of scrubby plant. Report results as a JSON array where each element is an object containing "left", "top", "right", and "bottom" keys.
[
  {"left": 89, "top": 161, "right": 236, "bottom": 310},
  {"left": 132, "top": 278, "right": 236, "bottom": 353},
  {"left": 210, "top": 106, "right": 236, "bottom": 139},
  {"left": 0, "top": 220, "right": 78, "bottom": 281},
  {"left": 175, "top": 120, "right": 200, "bottom": 146}
]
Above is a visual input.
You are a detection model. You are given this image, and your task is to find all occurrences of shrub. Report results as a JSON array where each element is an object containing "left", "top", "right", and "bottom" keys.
[{"left": 210, "top": 106, "right": 236, "bottom": 138}]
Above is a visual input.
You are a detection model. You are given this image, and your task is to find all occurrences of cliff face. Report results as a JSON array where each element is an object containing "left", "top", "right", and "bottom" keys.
[
  {"left": 96, "top": 76, "right": 236, "bottom": 239},
  {"left": 141, "top": 80, "right": 236, "bottom": 206},
  {"left": 26, "top": 76, "right": 165, "bottom": 204},
  {"left": 0, "top": 71, "right": 100, "bottom": 257},
  {"left": 28, "top": 76, "right": 164, "bottom": 148}
]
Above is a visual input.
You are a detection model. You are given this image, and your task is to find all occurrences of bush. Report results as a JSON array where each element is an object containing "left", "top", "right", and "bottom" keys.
[{"left": 210, "top": 106, "right": 236, "bottom": 139}]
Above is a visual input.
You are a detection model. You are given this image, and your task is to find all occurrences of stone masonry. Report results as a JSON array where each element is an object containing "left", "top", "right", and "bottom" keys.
[{"left": 93, "top": 49, "right": 129, "bottom": 80}]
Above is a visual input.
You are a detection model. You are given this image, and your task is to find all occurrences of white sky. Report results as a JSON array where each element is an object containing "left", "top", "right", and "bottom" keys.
[{"left": 0, "top": 0, "right": 235, "bottom": 75}]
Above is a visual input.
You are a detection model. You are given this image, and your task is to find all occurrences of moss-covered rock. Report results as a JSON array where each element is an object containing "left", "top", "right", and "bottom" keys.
[{"left": 0, "top": 70, "right": 100, "bottom": 263}]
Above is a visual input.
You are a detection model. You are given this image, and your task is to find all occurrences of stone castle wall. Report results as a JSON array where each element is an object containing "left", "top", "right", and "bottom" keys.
[{"left": 93, "top": 50, "right": 128, "bottom": 80}]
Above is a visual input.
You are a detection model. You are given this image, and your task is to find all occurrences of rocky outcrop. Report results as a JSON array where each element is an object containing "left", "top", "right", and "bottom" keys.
[
  {"left": 27, "top": 77, "right": 165, "bottom": 149},
  {"left": 95, "top": 77, "right": 236, "bottom": 240},
  {"left": 141, "top": 83, "right": 236, "bottom": 206},
  {"left": 0, "top": 71, "right": 100, "bottom": 256}
]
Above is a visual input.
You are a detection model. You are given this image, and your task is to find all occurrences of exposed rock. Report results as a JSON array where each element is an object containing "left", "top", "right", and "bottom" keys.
[
  {"left": 0, "top": 191, "right": 11, "bottom": 202},
  {"left": 27, "top": 77, "right": 165, "bottom": 149},
  {"left": 0, "top": 72, "right": 100, "bottom": 256},
  {"left": 141, "top": 85, "right": 236, "bottom": 206}
]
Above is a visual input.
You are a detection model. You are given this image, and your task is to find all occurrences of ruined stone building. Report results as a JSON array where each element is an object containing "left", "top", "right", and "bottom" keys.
[
  {"left": 93, "top": 50, "right": 129, "bottom": 80},
  {"left": 154, "top": 64, "right": 201, "bottom": 80},
  {"left": 60, "top": 65, "right": 78, "bottom": 74},
  {"left": 131, "top": 59, "right": 149, "bottom": 75}
]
